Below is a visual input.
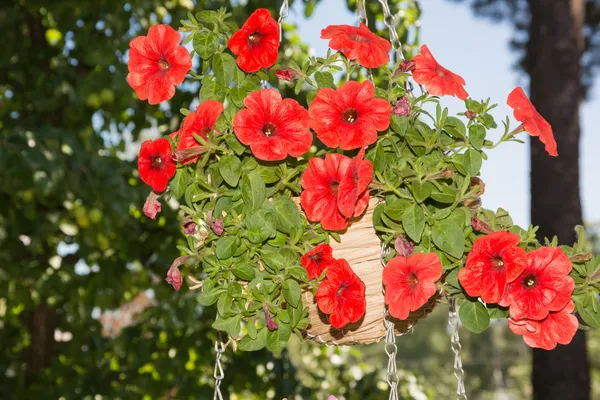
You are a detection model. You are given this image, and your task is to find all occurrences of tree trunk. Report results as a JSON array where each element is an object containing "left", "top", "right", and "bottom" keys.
[
  {"left": 526, "top": 0, "right": 590, "bottom": 399},
  {"left": 26, "top": 303, "right": 57, "bottom": 385}
]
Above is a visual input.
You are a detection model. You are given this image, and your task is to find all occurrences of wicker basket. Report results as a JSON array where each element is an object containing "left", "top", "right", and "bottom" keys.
[{"left": 302, "top": 199, "right": 440, "bottom": 345}]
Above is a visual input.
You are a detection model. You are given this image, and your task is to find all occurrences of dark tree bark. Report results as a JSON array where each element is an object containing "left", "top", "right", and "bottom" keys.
[
  {"left": 26, "top": 303, "right": 57, "bottom": 385},
  {"left": 526, "top": 0, "right": 590, "bottom": 399}
]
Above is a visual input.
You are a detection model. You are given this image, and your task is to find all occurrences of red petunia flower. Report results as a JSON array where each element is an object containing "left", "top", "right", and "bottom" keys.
[
  {"left": 300, "top": 150, "right": 373, "bottom": 231},
  {"left": 170, "top": 100, "right": 223, "bottom": 164},
  {"left": 458, "top": 231, "right": 527, "bottom": 304},
  {"left": 316, "top": 258, "right": 366, "bottom": 328},
  {"left": 508, "top": 301, "right": 578, "bottom": 350},
  {"left": 138, "top": 138, "right": 177, "bottom": 192},
  {"left": 228, "top": 9, "right": 280, "bottom": 73},
  {"left": 309, "top": 81, "right": 390, "bottom": 150},
  {"left": 320, "top": 23, "right": 391, "bottom": 68},
  {"left": 412, "top": 45, "right": 468, "bottom": 100},
  {"left": 233, "top": 89, "right": 312, "bottom": 161},
  {"left": 507, "top": 87, "right": 558, "bottom": 157},
  {"left": 127, "top": 24, "right": 192, "bottom": 105},
  {"left": 383, "top": 253, "right": 443, "bottom": 320},
  {"left": 301, "top": 244, "right": 337, "bottom": 280},
  {"left": 499, "top": 247, "right": 574, "bottom": 320}
]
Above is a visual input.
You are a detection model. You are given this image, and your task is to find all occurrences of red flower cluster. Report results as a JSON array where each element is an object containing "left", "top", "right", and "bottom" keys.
[
  {"left": 233, "top": 89, "right": 312, "bottom": 161},
  {"left": 321, "top": 23, "right": 391, "bottom": 68},
  {"left": 316, "top": 258, "right": 366, "bottom": 328},
  {"left": 300, "top": 149, "right": 373, "bottom": 231},
  {"left": 507, "top": 87, "right": 558, "bottom": 157},
  {"left": 412, "top": 45, "right": 468, "bottom": 100},
  {"left": 460, "top": 233, "right": 577, "bottom": 350},
  {"left": 301, "top": 243, "right": 336, "bottom": 280},
  {"left": 127, "top": 25, "right": 192, "bottom": 104},
  {"left": 228, "top": 9, "right": 280, "bottom": 73},
  {"left": 138, "top": 138, "right": 177, "bottom": 192},
  {"left": 383, "top": 253, "right": 442, "bottom": 320},
  {"left": 309, "top": 81, "right": 390, "bottom": 150},
  {"left": 171, "top": 100, "right": 224, "bottom": 164}
]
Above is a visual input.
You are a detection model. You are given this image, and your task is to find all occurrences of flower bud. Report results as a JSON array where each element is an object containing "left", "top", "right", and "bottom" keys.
[
  {"left": 465, "top": 110, "right": 476, "bottom": 119},
  {"left": 392, "top": 97, "right": 411, "bottom": 117},
  {"left": 207, "top": 210, "right": 224, "bottom": 236},
  {"left": 394, "top": 235, "right": 415, "bottom": 257},
  {"left": 263, "top": 303, "right": 279, "bottom": 331},
  {"left": 570, "top": 253, "right": 592, "bottom": 263},
  {"left": 471, "top": 217, "right": 495, "bottom": 234},
  {"left": 275, "top": 68, "right": 299, "bottom": 82},
  {"left": 399, "top": 60, "right": 416, "bottom": 73}
]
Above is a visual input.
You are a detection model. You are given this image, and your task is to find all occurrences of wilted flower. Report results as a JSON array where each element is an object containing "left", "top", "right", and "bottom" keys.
[
  {"left": 263, "top": 303, "right": 279, "bottom": 331},
  {"left": 143, "top": 191, "right": 161, "bottom": 219},
  {"left": 471, "top": 217, "right": 495, "bottom": 234},
  {"left": 166, "top": 255, "right": 193, "bottom": 291},
  {"left": 394, "top": 236, "right": 414, "bottom": 257},
  {"left": 392, "top": 97, "right": 411, "bottom": 117},
  {"left": 275, "top": 68, "right": 299, "bottom": 81},
  {"left": 207, "top": 211, "right": 224, "bottom": 236},
  {"left": 181, "top": 218, "right": 197, "bottom": 235}
]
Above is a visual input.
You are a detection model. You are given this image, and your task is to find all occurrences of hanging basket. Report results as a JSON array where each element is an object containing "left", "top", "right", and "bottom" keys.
[{"left": 302, "top": 199, "right": 441, "bottom": 345}]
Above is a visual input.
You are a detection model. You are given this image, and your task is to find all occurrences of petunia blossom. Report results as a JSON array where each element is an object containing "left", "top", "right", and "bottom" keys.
[
  {"left": 170, "top": 100, "right": 224, "bottom": 164},
  {"left": 309, "top": 81, "right": 390, "bottom": 150},
  {"left": 320, "top": 23, "right": 391, "bottom": 68},
  {"left": 301, "top": 244, "right": 337, "bottom": 280},
  {"left": 138, "top": 137, "right": 177, "bottom": 192},
  {"left": 300, "top": 150, "right": 373, "bottom": 231},
  {"left": 458, "top": 231, "right": 527, "bottom": 304},
  {"left": 383, "top": 253, "right": 443, "bottom": 320},
  {"left": 507, "top": 86, "right": 558, "bottom": 157},
  {"left": 316, "top": 259, "right": 366, "bottom": 328},
  {"left": 228, "top": 9, "right": 280, "bottom": 73},
  {"left": 499, "top": 247, "right": 574, "bottom": 321},
  {"left": 127, "top": 24, "right": 192, "bottom": 104},
  {"left": 143, "top": 191, "right": 162, "bottom": 219},
  {"left": 412, "top": 45, "right": 468, "bottom": 100},
  {"left": 508, "top": 301, "right": 578, "bottom": 350},
  {"left": 233, "top": 89, "right": 312, "bottom": 161}
]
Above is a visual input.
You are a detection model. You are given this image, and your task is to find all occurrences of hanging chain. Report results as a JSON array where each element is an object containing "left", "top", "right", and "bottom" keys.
[
  {"left": 357, "top": 0, "right": 369, "bottom": 26},
  {"left": 377, "top": 0, "right": 405, "bottom": 64},
  {"left": 448, "top": 298, "right": 467, "bottom": 400},
  {"left": 213, "top": 331, "right": 226, "bottom": 400},
  {"left": 277, "top": 0, "right": 290, "bottom": 43},
  {"left": 381, "top": 244, "right": 399, "bottom": 400}
]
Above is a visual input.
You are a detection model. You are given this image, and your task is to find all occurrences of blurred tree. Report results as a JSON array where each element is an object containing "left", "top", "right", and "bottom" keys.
[
  {"left": 0, "top": 1, "right": 423, "bottom": 399},
  {"left": 448, "top": 0, "right": 600, "bottom": 398}
]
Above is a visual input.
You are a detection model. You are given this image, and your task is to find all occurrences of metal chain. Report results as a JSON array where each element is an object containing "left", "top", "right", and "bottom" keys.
[
  {"left": 357, "top": 0, "right": 369, "bottom": 26},
  {"left": 377, "top": 0, "right": 405, "bottom": 63},
  {"left": 381, "top": 244, "right": 399, "bottom": 400},
  {"left": 448, "top": 298, "right": 468, "bottom": 400},
  {"left": 277, "top": 0, "right": 290, "bottom": 43},
  {"left": 213, "top": 332, "right": 226, "bottom": 400}
]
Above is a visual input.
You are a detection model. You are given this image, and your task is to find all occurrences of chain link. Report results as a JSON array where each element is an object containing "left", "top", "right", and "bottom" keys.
[
  {"left": 277, "top": 0, "right": 290, "bottom": 43},
  {"left": 381, "top": 243, "right": 399, "bottom": 400},
  {"left": 448, "top": 298, "right": 468, "bottom": 400},
  {"left": 213, "top": 332, "right": 226, "bottom": 400},
  {"left": 377, "top": 0, "right": 405, "bottom": 64},
  {"left": 357, "top": 0, "right": 369, "bottom": 26}
]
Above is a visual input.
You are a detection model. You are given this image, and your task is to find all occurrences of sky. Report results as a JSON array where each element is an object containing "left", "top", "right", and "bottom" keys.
[{"left": 292, "top": 0, "right": 600, "bottom": 229}]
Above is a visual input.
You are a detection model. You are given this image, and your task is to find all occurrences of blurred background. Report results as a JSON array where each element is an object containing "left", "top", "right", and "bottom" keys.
[{"left": 1, "top": 0, "right": 599, "bottom": 399}]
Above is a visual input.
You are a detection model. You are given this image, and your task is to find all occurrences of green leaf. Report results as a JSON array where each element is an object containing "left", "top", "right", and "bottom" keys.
[
  {"left": 430, "top": 185, "right": 456, "bottom": 203},
  {"left": 218, "top": 154, "right": 242, "bottom": 187},
  {"left": 241, "top": 171, "right": 266, "bottom": 213},
  {"left": 314, "top": 71, "right": 334, "bottom": 88},
  {"left": 192, "top": 31, "right": 220, "bottom": 59},
  {"left": 272, "top": 197, "right": 302, "bottom": 234},
  {"left": 444, "top": 117, "right": 466, "bottom": 139},
  {"left": 195, "top": 10, "right": 220, "bottom": 24},
  {"left": 411, "top": 181, "right": 433, "bottom": 203},
  {"left": 402, "top": 204, "right": 425, "bottom": 243},
  {"left": 247, "top": 319, "right": 258, "bottom": 339},
  {"left": 390, "top": 115, "right": 409, "bottom": 136},
  {"left": 288, "top": 266, "right": 309, "bottom": 282},
  {"left": 229, "top": 87, "right": 246, "bottom": 108},
  {"left": 217, "top": 292, "right": 232, "bottom": 316},
  {"left": 459, "top": 301, "right": 490, "bottom": 333},
  {"left": 212, "top": 53, "right": 237, "bottom": 87},
  {"left": 432, "top": 220, "right": 465, "bottom": 258},
  {"left": 225, "top": 134, "right": 246, "bottom": 155},
  {"left": 238, "top": 327, "right": 268, "bottom": 351},
  {"left": 463, "top": 149, "right": 482, "bottom": 176},
  {"left": 232, "top": 262, "right": 256, "bottom": 281},
  {"left": 212, "top": 315, "right": 242, "bottom": 338},
  {"left": 215, "top": 236, "right": 238, "bottom": 260},
  {"left": 266, "top": 323, "right": 292, "bottom": 356},
  {"left": 200, "top": 80, "right": 227, "bottom": 102},
  {"left": 469, "top": 124, "right": 486, "bottom": 151},
  {"left": 198, "top": 290, "right": 223, "bottom": 306},
  {"left": 385, "top": 199, "right": 411, "bottom": 221},
  {"left": 574, "top": 295, "right": 600, "bottom": 328},
  {"left": 487, "top": 305, "right": 509, "bottom": 319},
  {"left": 170, "top": 168, "right": 189, "bottom": 199},
  {"left": 283, "top": 280, "right": 301, "bottom": 307}
]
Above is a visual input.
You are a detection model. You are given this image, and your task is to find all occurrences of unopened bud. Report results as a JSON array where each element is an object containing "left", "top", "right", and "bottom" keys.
[
  {"left": 172, "top": 145, "right": 208, "bottom": 162},
  {"left": 465, "top": 110, "right": 476, "bottom": 119},
  {"left": 263, "top": 303, "right": 279, "bottom": 331},
  {"left": 471, "top": 217, "right": 495, "bottom": 234}
]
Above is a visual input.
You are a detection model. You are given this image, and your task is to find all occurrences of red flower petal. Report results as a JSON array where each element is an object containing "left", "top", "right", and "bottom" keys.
[
  {"left": 233, "top": 89, "right": 312, "bottom": 161},
  {"left": 500, "top": 247, "right": 574, "bottom": 320},
  {"left": 301, "top": 244, "right": 337, "bottom": 280},
  {"left": 337, "top": 149, "right": 373, "bottom": 218},
  {"left": 383, "top": 253, "right": 442, "bottom": 320},
  {"left": 127, "top": 25, "right": 192, "bottom": 104},
  {"left": 412, "top": 45, "right": 468, "bottom": 100},
  {"left": 320, "top": 23, "right": 391, "bottom": 68},
  {"left": 507, "top": 87, "right": 558, "bottom": 157},
  {"left": 228, "top": 9, "right": 280, "bottom": 72},
  {"left": 458, "top": 231, "right": 527, "bottom": 304},
  {"left": 309, "top": 81, "right": 390, "bottom": 150},
  {"left": 316, "top": 259, "right": 366, "bottom": 328},
  {"left": 138, "top": 137, "right": 177, "bottom": 192}
]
